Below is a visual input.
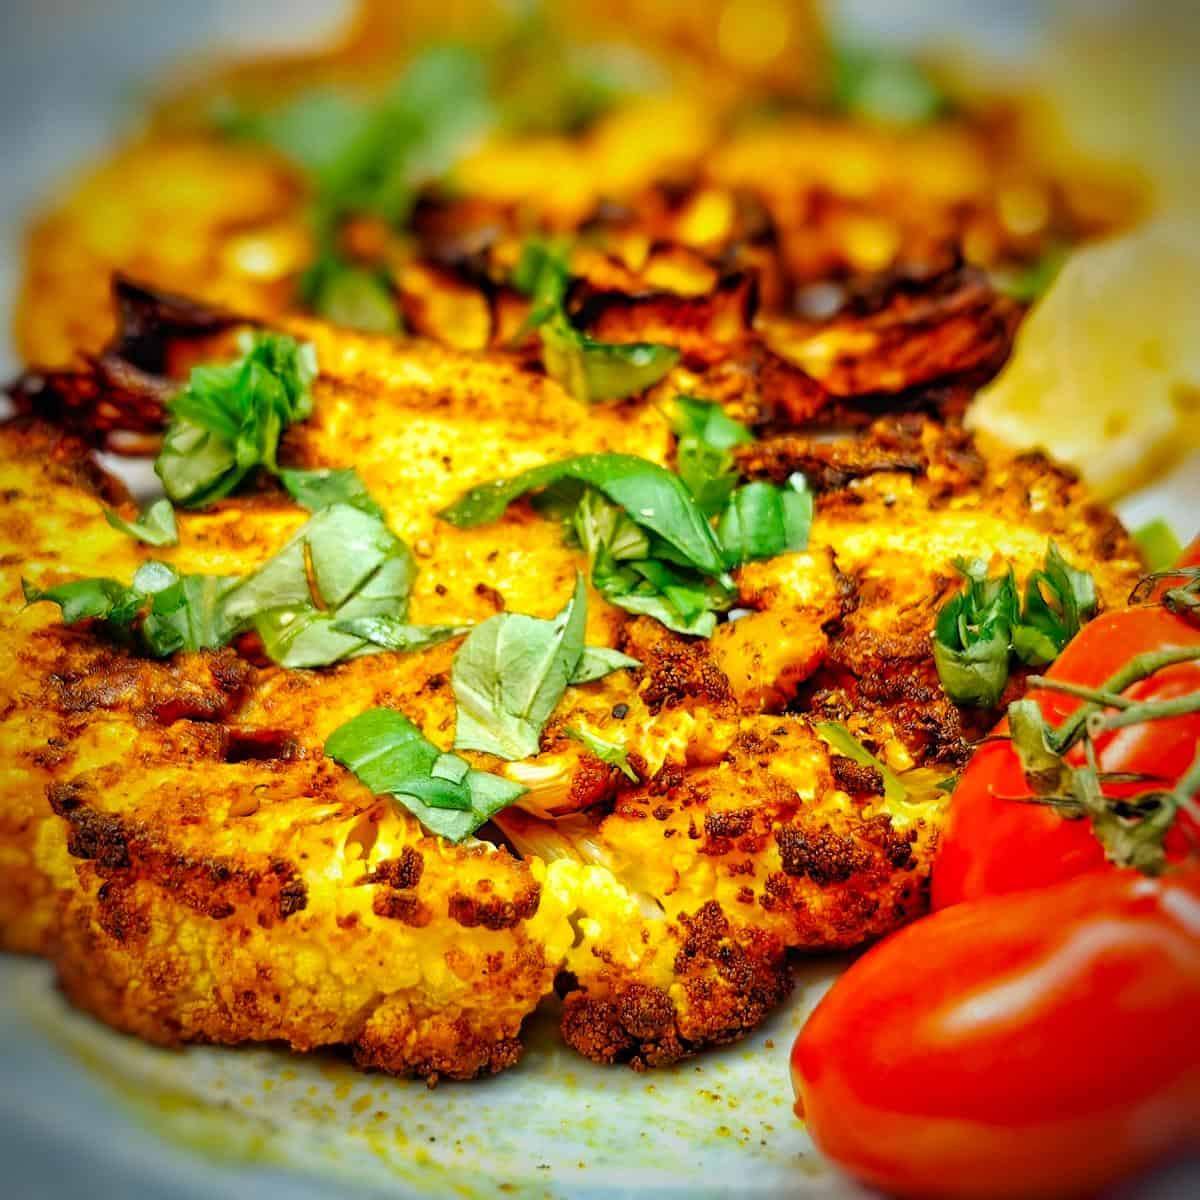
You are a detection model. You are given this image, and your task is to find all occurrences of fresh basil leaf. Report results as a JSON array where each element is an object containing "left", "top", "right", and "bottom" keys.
[
  {"left": 137, "top": 565, "right": 240, "bottom": 656},
  {"left": 441, "top": 453, "right": 726, "bottom": 578},
  {"left": 224, "top": 503, "right": 417, "bottom": 669},
  {"left": 221, "top": 45, "right": 491, "bottom": 325},
  {"left": 571, "top": 644, "right": 641, "bottom": 684},
  {"left": 832, "top": 43, "right": 947, "bottom": 126},
  {"left": 279, "top": 467, "right": 385, "bottom": 519},
  {"left": 324, "top": 707, "right": 525, "bottom": 841},
  {"left": 452, "top": 574, "right": 588, "bottom": 760},
  {"left": 1012, "top": 542, "right": 1098, "bottom": 666},
  {"left": 991, "top": 245, "right": 1069, "bottom": 304},
  {"left": 156, "top": 331, "right": 318, "bottom": 507},
  {"left": 591, "top": 555, "right": 730, "bottom": 637},
  {"left": 103, "top": 499, "right": 178, "bottom": 547},
  {"left": 541, "top": 314, "right": 679, "bottom": 404},
  {"left": 333, "top": 616, "right": 469, "bottom": 653},
  {"left": 1134, "top": 519, "right": 1183, "bottom": 572},
  {"left": 672, "top": 395, "right": 754, "bottom": 453},
  {"left": 300, "top": 255, "right": 401, "bottom": 334},
  {"left": 717, "top": 474, "right": 812, "bottom": 568},
  {"left": 933, "top": 558, "right": 1020, "bottom": 707},
  {"left": 815, "top": 722, "right": 908, "bottom": 805},
  {"left": 511, "top": 238, "right": 571, "bottom": 335},
  {"left": 22, "top": 576, "right": 143, "bottom": 626},
  {"left": 569, "top": 488, "right": 650, "bottom": 563},
  {"left": 564, "top": 726, "right": 638, "bottom": 781},
  {"left": 672, "top": 395, "right": 754, "bottom": 517}
]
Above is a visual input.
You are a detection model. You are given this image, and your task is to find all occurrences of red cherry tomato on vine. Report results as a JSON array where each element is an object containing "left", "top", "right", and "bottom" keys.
[
  {"left": 932, "top": 569, "right": 1200, "bottom": 909},
  {"left": 792, "top": 869, "right": 1200, "bottom": 1200}
]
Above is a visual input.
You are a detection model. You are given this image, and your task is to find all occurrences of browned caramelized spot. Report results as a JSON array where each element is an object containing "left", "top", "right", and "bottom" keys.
[
  {"left": 57, "top": 794, "right": 307, "bottom": 924},
  {"left": 363, "top": 846, "right": 424, "bottom": 890},
  {"left": 829, "top": 756, "right": 884, "bottom": 796},
  {"left": 575, "top": 273, "right": 757, "bottom": 366},
  {"left": 353, "top": 1022, "right": 524, "bottom": 1084},
  {"left": 372, "top": 892, "right": 432, "bottom": 926},
  {"left": 40, "top": 643, "right": 252, "bottom": 725},
  {"left": 775, "top": 823, "right": 870, "bottom": 885},
  {"left": 448, "top": 883, "right": 541, "bottom": 930},
  {"left": 621, "top": 620, "right": 734, "bottom": 715},
  {"left": 561, "top": 901, "right": 790, "bottom": 1070}
]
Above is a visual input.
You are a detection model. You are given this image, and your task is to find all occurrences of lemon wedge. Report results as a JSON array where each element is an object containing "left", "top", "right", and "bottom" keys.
[{"left": 968, "top": 220, "right": 1200, "bottom": 500}]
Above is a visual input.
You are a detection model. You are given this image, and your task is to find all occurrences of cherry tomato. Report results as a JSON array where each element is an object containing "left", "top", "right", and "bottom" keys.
[
  {"left": 932, "top": 603, "right": 1200, "bottom": 909},
  {"left": 792, "top": 870, "right": 1200, "bottom": 1200}
]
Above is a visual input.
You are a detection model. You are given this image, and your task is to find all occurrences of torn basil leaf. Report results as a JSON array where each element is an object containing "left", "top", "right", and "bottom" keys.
[
  {"left": 441, "top": 453, "right": 726, "bottom": 578},
  {"left": 220, "top": 45, "right": 491, "bottom": 324},
  {"left": 815, "top": 722, "right": 908, "bottom": 805},
  {"left": 572, "top": 644, "right": 641, "bottom": 684},
  {"left": 27, "top": 505, "right": 418, "bottom": 669},
  {"left": 593, "top": 553, "right": 731, "bottom": 637},
  {"left": 933, "top": 545, "right": 1098, "bottom": 706},
  {"left": 717, "top": 474, "right": 812, "bottom": 569},
  {"left": 223, "top": 503, "right": 416, "bottom": 669},
  {"left": 103, "top": 499, "right": 178, "bottom": 547},
  {"left": 511, "top": 238, "right": 572, "bottom": 335},
  {"left": 24, "top": 564, "right": 236, "bottom": 656},
  {"left": 324, "top": 707, "right": 525, "bottom": 842},
  {"left": 156, "top": 330, "right": 318, "bottom": 507},
  {"left": 831, "top": 43, "right": 947, "bottom": 126},
  {"left": 933, "top": 557, "right": 1019, "bottom": 707},
  {"left": 136, "top": 564, "right": 239, "bottom": 656},
  {"left": 671, "top": 395, "right": 754, "bottom": 517},
  {"left": 541, "top": 314, "right": 679, "bottom": 405},
  {"left": 22, "top": 576, "right": 143, "bottom": 627},
  {"left": 565, "top": 726, "right": 638, "bottom": 781},
  {"left": 1011, "top": 542, "right": 1098, "bottom": 667},
  {"left": 509, "top": 239, "right": 677, "bottom": 401},
  {"left": 333, "top": 616, "right": 469, "bottom": 653},
  {"left": 452, "top": 574, "right": 589, "bottom": 760},
  {"left": 279, "top": 466, "right": 385, "bottom": 519},
  {"left": 300, "top": 255, "right": 401, "bottom": 334}
]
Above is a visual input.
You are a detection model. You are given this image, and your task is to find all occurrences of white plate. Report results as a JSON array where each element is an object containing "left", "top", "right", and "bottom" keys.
[{"left": 0, "top": 5, "right": 1195, "bottom": 1199}]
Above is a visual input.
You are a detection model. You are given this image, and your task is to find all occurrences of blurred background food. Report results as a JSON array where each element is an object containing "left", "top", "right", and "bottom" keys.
[{"left": 4, "top": 1, "right": 1196, "bottom": 505}]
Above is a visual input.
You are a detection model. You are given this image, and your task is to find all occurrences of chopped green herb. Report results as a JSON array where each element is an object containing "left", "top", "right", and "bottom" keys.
[
  {"left": 279, "top": 466, "right": 385, "bottom": 519},
  {"left": 223, "top": 504, "right": 416, "bottom": 669},
  {"left": 22, "top": 576, "right": 144, "bottom": 627},
  {"left": 564, "top": 726, "right": 638, "bottom": 781},
  {"left": 510, "top": 238, "right": 678, "bottom": 402},
  {"left": 933, "top": 557, "right": 1020, "bottom": 707},
  {"left": 103, "top": 498, "right": 179, "bottom": 547},
  {"left": 324, "top": 707, "right": 525, "bottom": 842},
  {"left": 933, "top": 544, "right": 1098, "bottom": 706},
  {"left": 25, "top": 504, "right": 421, "bottom": 669},
  {"left": 300, "top": 257, "right": 401, "bottom": 333},
  {"left": 511, "top": 238, "right": 572, "bottom": 336},
  {"left": 541, "top": 315, "right": 679, "bottom": 404},
  {"left": 991, "top": 245, "right": 1069, "bottom": 304},
  {"left": 156, "top": 330, "right": 317, "bottom": 507},
  {"left": 441, "top": 453, "right": 726, "bottom": 578},
  {"left": 1134, "top": 519, "right": 1183, "bottom": 572},
  {"left": 815, "top": 722, "right": 908, "bottom": 805},
  {"left": 831, "top": 43, "right": 947, "bottom": 126},
  {"left": 571, "top": 644, "right": 642, "bottom": 684},
  {"left": 332, "top": 616, "right": 469, "bottom": 654},
  {"left": 717, "top": 474, "right": 812, "bottom": 569},
  {"left": 451, "top": 574, "right": 586, "bottom": 761},
  {"left": 220, "top": 45, "right": 491, "bottom": 325},
  {"left": 1011, "top": 541, "right": 1098, "bottom": 666},
  {"left": 671, "top": 395, "right": 754, "bottom": 517}
]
